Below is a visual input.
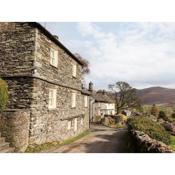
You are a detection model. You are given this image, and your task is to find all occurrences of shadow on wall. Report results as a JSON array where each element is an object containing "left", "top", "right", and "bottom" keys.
[{"left": 60, "top": 129, "right": 136, "bottom": 153}]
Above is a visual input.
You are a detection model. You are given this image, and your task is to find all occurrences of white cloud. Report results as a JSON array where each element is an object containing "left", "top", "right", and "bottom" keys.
[{"left": 74, "top": 23, "right": 175, "bottom": 89}]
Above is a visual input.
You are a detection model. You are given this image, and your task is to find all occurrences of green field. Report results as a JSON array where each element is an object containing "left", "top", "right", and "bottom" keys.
[{"left": 143, "top": 104, "right": 174, "bottom": 116}]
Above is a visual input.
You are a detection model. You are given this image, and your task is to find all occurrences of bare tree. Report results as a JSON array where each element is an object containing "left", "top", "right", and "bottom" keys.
[
  {"left": 109, "top": 81, "right": 141, "bottom": 114},
  {"left": 74, "top": 53, "right": 90, "bottom": 74}
]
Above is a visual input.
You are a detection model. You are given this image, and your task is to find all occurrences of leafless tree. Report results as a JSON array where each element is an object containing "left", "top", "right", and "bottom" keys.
[
  {"left": 74, "top": 53, "right": 90, "bottom": 74},
  {"left": 109, "top": 81, "right": 141, "bottom": 114}
]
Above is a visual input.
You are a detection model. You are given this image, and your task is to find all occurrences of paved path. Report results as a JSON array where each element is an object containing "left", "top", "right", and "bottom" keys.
[{"left": 46, "top": 124, "right": 134, "bottom": 153}]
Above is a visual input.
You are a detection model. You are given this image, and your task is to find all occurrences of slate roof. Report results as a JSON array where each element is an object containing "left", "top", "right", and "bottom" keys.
[{"left": 93, "top": 90, "right": 116, "bottom": 103}]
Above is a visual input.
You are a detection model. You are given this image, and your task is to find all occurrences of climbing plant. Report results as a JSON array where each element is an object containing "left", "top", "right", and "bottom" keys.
[{"left": 0, "top": 78, "right": 8, "bottom": 112}]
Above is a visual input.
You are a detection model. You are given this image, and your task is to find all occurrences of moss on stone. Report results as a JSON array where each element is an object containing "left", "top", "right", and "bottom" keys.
[
  {"left": 0, "top": 79, "right": 8, "bottom": 112},
  {"left": 169, "top": 135, "right": 175, "bottom": 151}
]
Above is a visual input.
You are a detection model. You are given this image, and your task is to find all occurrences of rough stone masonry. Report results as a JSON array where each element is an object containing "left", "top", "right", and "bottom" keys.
[{"left": 0, "top": 22, "right": 90, "bottom": 152}]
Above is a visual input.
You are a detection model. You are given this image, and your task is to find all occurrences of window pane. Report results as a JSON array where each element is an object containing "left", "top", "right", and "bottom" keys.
[{"left": 49, "top": 89, "right": 57, "bottom": 109}]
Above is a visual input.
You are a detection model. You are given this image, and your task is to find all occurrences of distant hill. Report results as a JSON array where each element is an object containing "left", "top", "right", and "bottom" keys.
[{"left": 136, "top": 87, "right": 175, "bottom": 105}]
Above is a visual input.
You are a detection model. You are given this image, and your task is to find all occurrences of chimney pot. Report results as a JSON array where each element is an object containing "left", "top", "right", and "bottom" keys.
[
  {"left": 89, "top": 82, "right": 93, "bottom": 92},
  {"left": 53, "top": 35, "right": 59, "bottom": 40}
]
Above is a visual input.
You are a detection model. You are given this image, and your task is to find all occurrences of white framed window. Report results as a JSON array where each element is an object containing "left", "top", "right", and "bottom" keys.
[
  {"left": 71, "top": 91, "right": 76, "bottom": 108},
  {"left": 48, "top": 89, "right": 57, "bottom": 109},
  {"left": 67, "top": 120, "right": 71, "bottom": 130},
  {"left": 84, "top": 96, "right": 88, "bottom": 107},
  {"left": 72, "top": 63, "right": 77, "bottom": 77},
  {"left": 74, "top": 118, "right": 78, "bottom": 131},
  {"left": 80, "top": 117, "right": 84, "bottom": 126},
  {"left": 50, "top": 48, "right": 58, "bottom": 67}
]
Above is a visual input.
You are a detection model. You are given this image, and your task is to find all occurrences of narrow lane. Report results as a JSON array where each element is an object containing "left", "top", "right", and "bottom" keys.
[{"left": 46, "top": 124, "right": 134, "bottom": 153}]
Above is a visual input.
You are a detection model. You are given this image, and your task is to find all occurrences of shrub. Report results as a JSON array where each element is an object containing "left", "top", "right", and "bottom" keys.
[
  {"left": 117, "top": 114, "right": 128, "bottom": 123},
  {"left": 128, "top": 116, "right": 170, "bottom": 144},
  {"left": 103, "top": 117, "right": 116, "bottom": 127},
  {"left": 172, "top": 113, "right": 175, "bottom": 119},
  {"left": 158, "top": 111, "right": 168, "bottom": 121},
  {"left": 95, "top": 115, "right": 102, "bottom": 123},
  {"left": 0, "top": 79, "right": 8, "bottom": 112},
  {"left": 150, "top": 104, "right": 159, "bottom": 117}
]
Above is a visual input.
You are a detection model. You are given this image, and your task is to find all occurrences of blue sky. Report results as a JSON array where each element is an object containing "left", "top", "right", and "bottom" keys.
[{"left": 40, "top": 22, "right": 175, "bottom": 90}]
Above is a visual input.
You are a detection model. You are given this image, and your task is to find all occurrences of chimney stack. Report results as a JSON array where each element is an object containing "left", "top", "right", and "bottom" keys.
[{"left": 89, "top": 82, "right": 93, "bottom": 92}]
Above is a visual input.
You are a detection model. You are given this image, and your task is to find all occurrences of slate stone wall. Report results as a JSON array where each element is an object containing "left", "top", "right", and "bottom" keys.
[
  {"left": 3, "top": 77, "right": 33, "bottom": 109},
  {"left": 27, "top": 28, "right": 89, "bottom": 145},
  {"left": 34, "top": 28, "right": 82, "bottom": 90},
  {"left": 29, "top": 78, "right": 89, "bottom": 145},
  {"left": 0, "top": 22, "right": 35, "bottom": 77},
  {"left": 0, "top": 22, "right": 90, "bottom": 151}
]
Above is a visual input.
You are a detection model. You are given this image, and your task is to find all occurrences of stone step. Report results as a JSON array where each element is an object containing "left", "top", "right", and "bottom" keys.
[
  {"left": 0, "top": 132, "right": 15, "bottom": 153},
  {"left": 0, "top": 142, "right": 10, "bottom": 152}
]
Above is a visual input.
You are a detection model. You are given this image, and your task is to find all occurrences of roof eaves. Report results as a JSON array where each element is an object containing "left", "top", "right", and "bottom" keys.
[{"left": 28, "top": 22, "right": 84, "bottom": 66}]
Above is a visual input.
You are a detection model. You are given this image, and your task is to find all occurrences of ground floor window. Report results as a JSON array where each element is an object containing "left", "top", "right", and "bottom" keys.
[
  {"left": 67, "top": 120, "right": 71, "bottom": 130},
  {"left": 80, "top": 117, "right": 84, "bottom": 126},
  {"left": 67, "top": 119, "right": 74, "bottom": 130},
  {"left": 74, "top": 118, "right": 78, "bottom": 131}
]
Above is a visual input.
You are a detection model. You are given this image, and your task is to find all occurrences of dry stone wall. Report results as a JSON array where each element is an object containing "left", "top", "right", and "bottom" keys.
[{"left": 130, "top": 130, "right": 173, "bottom": 153}]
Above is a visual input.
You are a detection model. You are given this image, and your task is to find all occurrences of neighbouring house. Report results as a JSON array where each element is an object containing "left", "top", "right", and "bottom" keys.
[
  {"left": 88, "top": 83, "right": 116, "bottom": 122},
  {"left": 0, "top": 22, "right": 91, "bottom": 152},
  {"left": 121, "top": 109, "right": 132, "bottom": 117}
]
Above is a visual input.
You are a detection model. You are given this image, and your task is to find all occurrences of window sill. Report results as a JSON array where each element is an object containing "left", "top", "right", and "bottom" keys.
[
  {"left": 50, "top": 63, "right": 58, "bottom": 69},
  {"left": 48, "top": 108, "right": 57, "bottom": 111}
]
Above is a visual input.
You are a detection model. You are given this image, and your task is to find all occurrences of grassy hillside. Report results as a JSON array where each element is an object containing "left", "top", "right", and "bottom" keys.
[{"left": 137, "top": 87, "right": 175, "bottom": 105}]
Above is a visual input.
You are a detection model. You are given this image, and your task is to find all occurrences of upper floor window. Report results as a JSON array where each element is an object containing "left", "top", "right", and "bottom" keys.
[
  {"left": 84, "top": 96, "right": 88, "bottom": 107},
  {"left": 71, "top": 91, "right": 77, "bottom": 108},
  {"left": 72, "top": 63, "right": 77, "bottom": 77},
  {"left": 48, "top": 89, "right": 57, "bottom": 109},
  {"left": 50, "top": 48, "right": 58, "bottom": 67}
]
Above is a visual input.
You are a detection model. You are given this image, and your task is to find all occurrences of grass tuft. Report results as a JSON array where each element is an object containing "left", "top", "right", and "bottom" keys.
[
  {"left": 169, "top": 135, "right": 175, "bottom": 151},
  {"left": 25, "top": 130, "right": 90, "bottom": 153}
]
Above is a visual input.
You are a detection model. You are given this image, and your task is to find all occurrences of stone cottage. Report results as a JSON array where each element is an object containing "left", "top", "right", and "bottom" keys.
[
  {"left": 0, "top": 22, "right": 91, "bottom": 152},
  {"left": 88, "top": 84, "right": 116, "bottom": 122}
]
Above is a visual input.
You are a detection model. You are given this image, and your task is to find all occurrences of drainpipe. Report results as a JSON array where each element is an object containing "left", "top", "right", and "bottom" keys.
[{"left": 89, "top": 98, "right": 95, "bottom": 126}]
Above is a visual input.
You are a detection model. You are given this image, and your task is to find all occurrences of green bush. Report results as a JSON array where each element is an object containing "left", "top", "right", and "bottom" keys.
[
  {"left": 150, "top": 104, "right": 159, "bottom": 117},
  {"left": 117, "top": 114, "right": 128, "bottom": 123},
  {"left": 128, "top": 117, "right": 170, "bottom": 144},
  {"left": 158, "top": 111, "right": 168, "bottom": 121},
  {"left": 0, "top": 79, "right": 8, "bottom": 112},
  {"left": 172, "top": 113, "right": 175, "bottom": 119}
]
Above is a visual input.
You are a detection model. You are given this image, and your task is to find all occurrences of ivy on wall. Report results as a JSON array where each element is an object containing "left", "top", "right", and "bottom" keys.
[{"left": 0, "top": 79, "right": 8, "bottom": 112}]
